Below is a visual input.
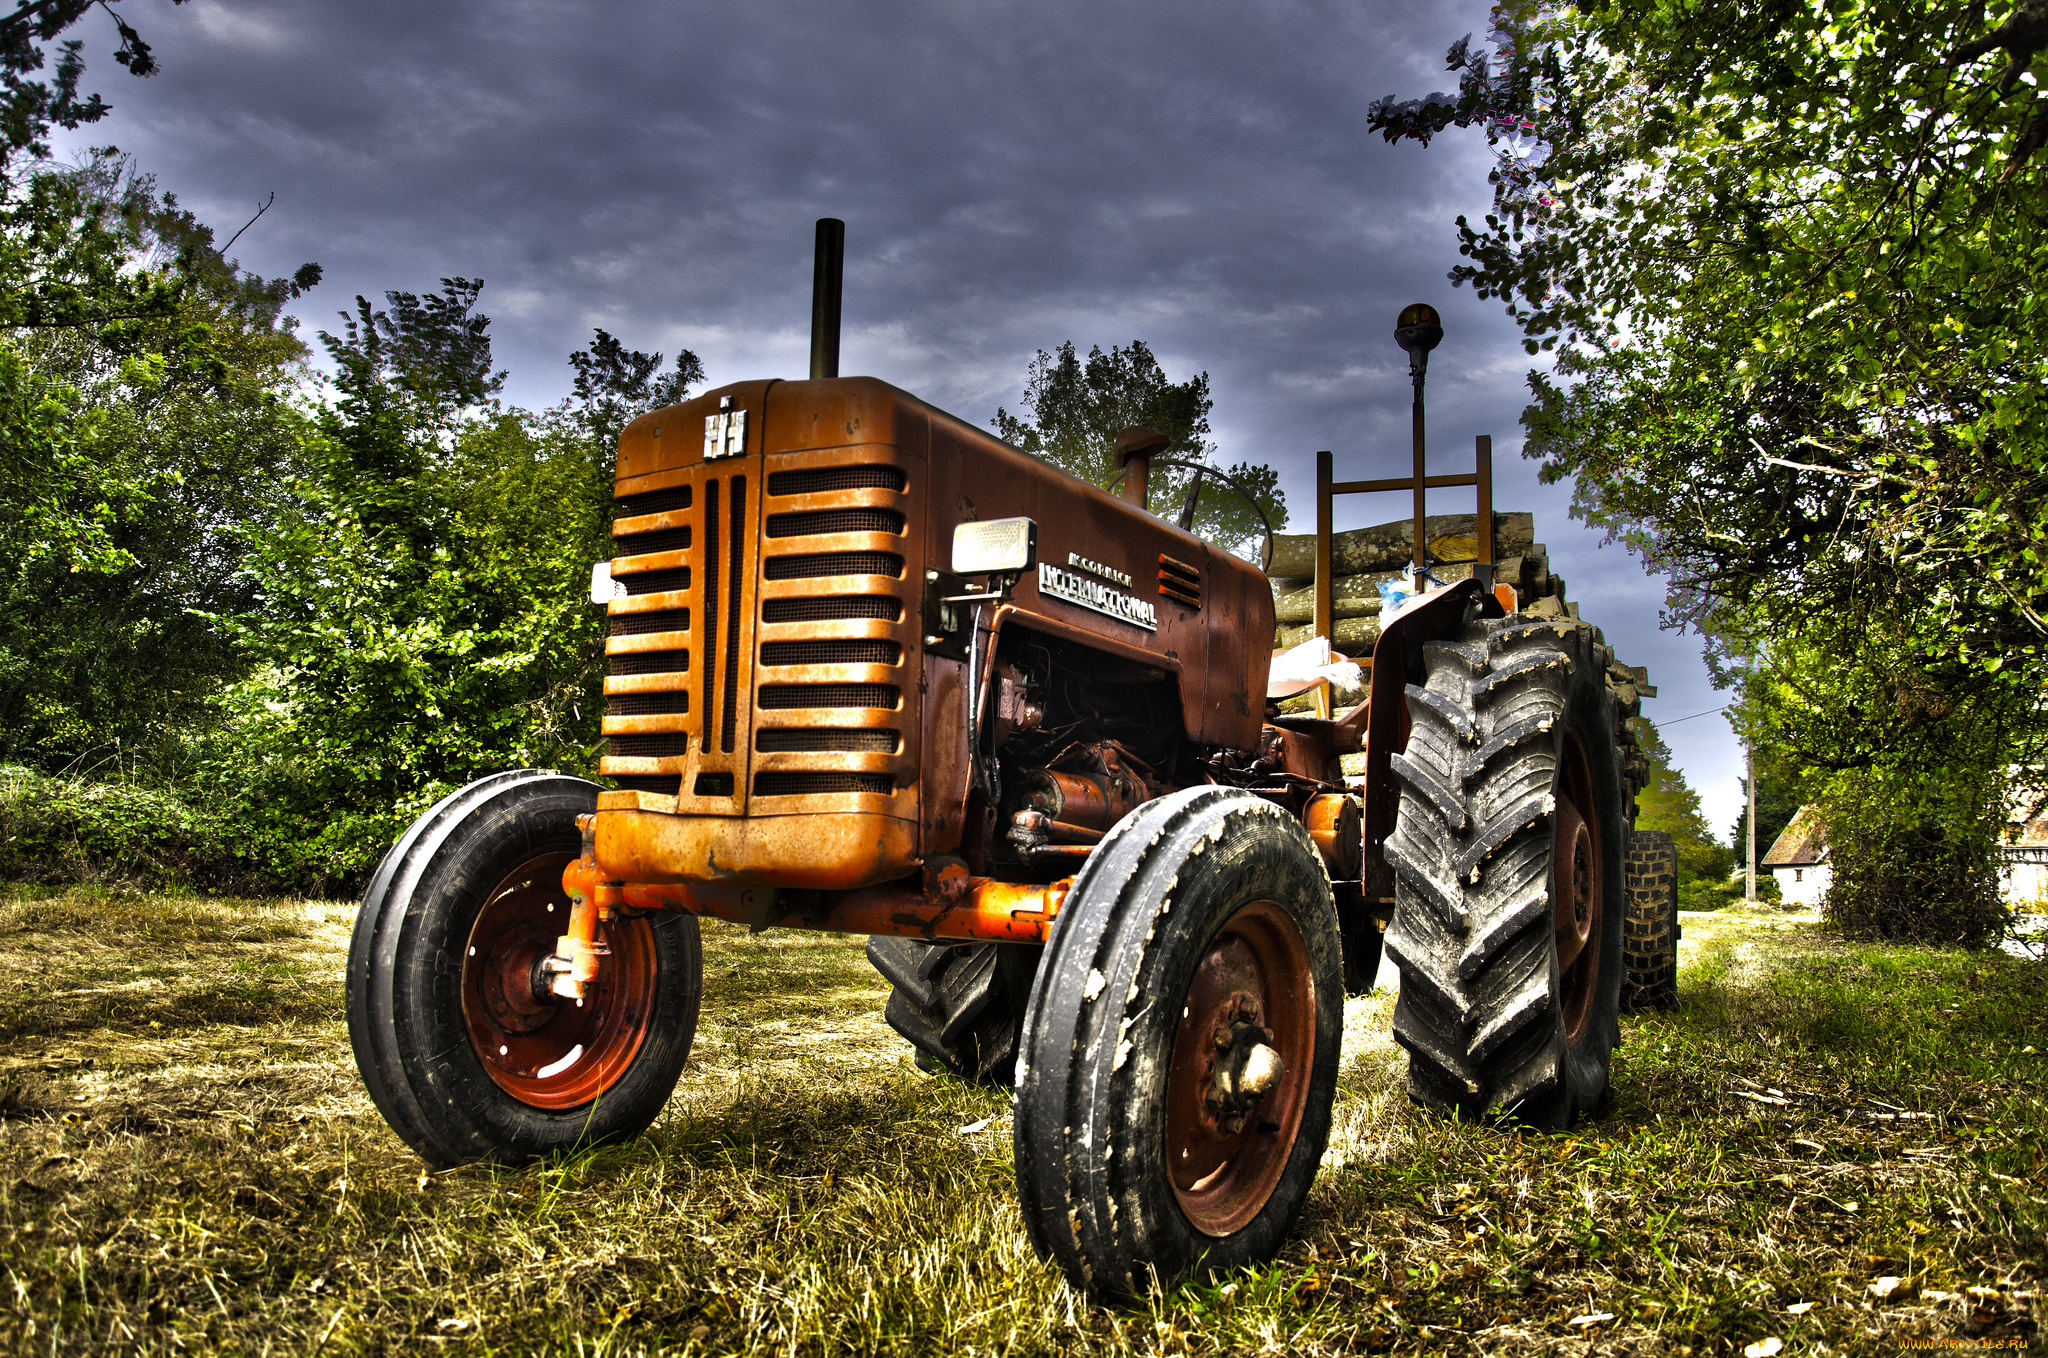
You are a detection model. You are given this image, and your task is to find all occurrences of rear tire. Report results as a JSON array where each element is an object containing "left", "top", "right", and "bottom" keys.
[
  {"left": 1382, "top": 617, "right": 1628, "bottom": 1129},
  {"left": 1339, "top": 916, "right": 1384, "bottom": 997},
  {"left": 866, "top": 938, "right": 1041, "bottom": 1085},
  {"left": 1622, "top": 830, "right": 1680, "bottom": 1011},
  {"left": 347, "top": 771, "right": 702, "bottom": 1167},
  {"left": 1337, "top": 868, "right": 1392, "bottom": 996},
  {"left": 1014, "top": 788, "right": 1343, "bottom": 1300}
]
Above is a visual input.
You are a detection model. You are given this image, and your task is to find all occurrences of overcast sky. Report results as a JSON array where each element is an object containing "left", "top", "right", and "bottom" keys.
[{"left": 61, "top": 0, "right": 1749, "bottom": 836}]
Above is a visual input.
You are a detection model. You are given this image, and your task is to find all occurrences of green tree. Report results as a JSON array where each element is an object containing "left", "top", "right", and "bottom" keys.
[
  {"left": 203, "top": 291, "right": 697, "bottom": 888},
  {"left": 0, "top": 1, "right": 323, "bottom": 776},
  {"left": 992, "top": 340, "right": 1285, "bottom": 556},
  {"left": 2, "top": 1, "right": 184, "bottom": 164},
  {"left": 1819, "top": 766, "right": 2008, "bottom": 945},
  {"left": 1631, "top": 717, "right": 1731, "bottom": 884},
  {"left": 1374, "top": 0, "right": 2048, "bottom": 937},
  {"left": 1, "top": 3, "right": 227, "bottom": 576},
  {"left": 1732, "top": 629, "right": 2016, "bottom": 940},
  {"left": 0, "top": 155, "right": 319, "bottom": 773},
  {"left": 1371, "top": 0, "right": 2048, "bottom": 733},
  {"left": 569, "top": 326, "right": 702, "bottom": 453}
]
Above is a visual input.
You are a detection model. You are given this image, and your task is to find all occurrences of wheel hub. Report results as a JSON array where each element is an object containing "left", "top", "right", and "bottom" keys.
[
  {"left": 1163, "top": 901, "right": 1314, "bottom": 1237},
  {"left": 474, "top": 919, "right": 560, "bottom": 1034},
  {"left": 458, "top": 853, "right": 660, "bottom": 1110},
  {"left": 1552, "top": 798, "right": 1595, "bottom": 972},
  {"left": 1205, "top": 1017, "right": 1284, "bottom": 1134}
]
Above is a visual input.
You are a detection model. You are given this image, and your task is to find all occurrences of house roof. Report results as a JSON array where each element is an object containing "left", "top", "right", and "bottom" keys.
[{"left": 1763, "top": 804, "right": 1829, "bottom": 868}]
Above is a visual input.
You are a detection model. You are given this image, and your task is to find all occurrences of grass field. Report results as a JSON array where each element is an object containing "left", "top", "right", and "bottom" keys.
[{"left": 0, "top": 887, "right": 2040, "bottom": 1356}]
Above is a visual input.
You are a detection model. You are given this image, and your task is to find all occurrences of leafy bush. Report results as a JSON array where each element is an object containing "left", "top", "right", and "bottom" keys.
[
  {"left": 1678, "top": 876, "right": 1742, "bottom": 912},
  {"left": 1819, "top": 778, "right": 2008, "bottom": 947},
  {"left": 187, "top": 295, "right": 688, "bottom": 890},
  {"left": 0, "top": 765, "right": 257, "bottom": 892},
  {"left": 1679, "top": 873, "right": 1779, "bottom": 912}
]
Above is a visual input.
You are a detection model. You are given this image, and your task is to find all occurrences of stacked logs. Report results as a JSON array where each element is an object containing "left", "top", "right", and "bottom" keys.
[
  {"left": 1267, "top": 512, "right": 1653, "bottom": 824},
  {"left": 1266, "top": 512, "right": 1569, "bottom": 654}
]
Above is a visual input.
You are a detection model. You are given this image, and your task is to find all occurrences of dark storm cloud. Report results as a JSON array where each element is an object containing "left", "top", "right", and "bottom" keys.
[{"left": 65, "top": 0, "right": 1745, "bottom": 828}]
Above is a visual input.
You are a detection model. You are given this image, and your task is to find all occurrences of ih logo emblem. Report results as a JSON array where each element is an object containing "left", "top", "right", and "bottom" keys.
[{"left": 704, "top": 395, "right": 747, "bottom": 460}]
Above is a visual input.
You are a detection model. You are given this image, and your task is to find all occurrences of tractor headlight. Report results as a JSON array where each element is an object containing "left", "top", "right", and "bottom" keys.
[
  {"left": 589, "top": 560, "right": 626, "bottom": 604},
  {"left": 952, "top": 517, "right": 1037, "bottom": 576}
]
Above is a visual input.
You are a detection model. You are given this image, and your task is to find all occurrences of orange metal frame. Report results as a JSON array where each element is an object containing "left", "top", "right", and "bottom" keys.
[
  {"left": 563, "top": 848, "right": 1070, "bottom": 958},
  {"left": 1311, "top": 434, "right": 1496, "bottom": 648}
]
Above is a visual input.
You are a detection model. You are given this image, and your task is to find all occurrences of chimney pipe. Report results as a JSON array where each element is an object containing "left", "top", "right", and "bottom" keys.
[
  {"left": 810, "top": 218, "right": 844, "bottom": 380},
  {"left": 1114, "top": 425, "right": 1169, "bottom": 512}
]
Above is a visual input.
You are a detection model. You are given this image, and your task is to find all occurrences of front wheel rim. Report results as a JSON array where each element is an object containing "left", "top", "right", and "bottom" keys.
[
  {"left": 1163, "top": 899, "right": 1316, "bottom": 1237},
  {"left": 459, "top": 851, "right": 659, "bottom": 1110}
]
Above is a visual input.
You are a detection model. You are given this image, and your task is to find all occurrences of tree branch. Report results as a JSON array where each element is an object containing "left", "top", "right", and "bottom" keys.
[
  {"left": 217, "top": 191, "right": 272, "bottom": 256},
  {"left": 1944, "top": 0, "right": 2048, "bottom": 90}
]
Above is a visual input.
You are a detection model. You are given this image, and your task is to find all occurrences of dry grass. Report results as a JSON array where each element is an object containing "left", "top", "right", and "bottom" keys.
[{"left": 0, "top": 886, "right": 2041, "bottom": 1355}]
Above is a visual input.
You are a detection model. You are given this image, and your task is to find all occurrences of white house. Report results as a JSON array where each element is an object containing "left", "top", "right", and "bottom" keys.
[
  {"left": 2002, "top": 816, "right": 2048, "bottom": 907},
  {"left": 1762, "top": 803, "right": 2048, "bottom": 911},
  {"left": 1762, "top": 806, "right": 1832, "bottom": 909}
]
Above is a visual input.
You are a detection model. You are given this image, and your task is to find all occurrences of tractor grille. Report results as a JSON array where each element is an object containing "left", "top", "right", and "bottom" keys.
[
  {"left": 609, "top": 735, "right": 690, "bottom": 759},
  {"left": 1158, "top": 553, "right": 1202, "bottom": 608},
  {"left": 757, "top": 728, "right": 901, "bottom": 753},
  {"left": 765, "top": 551, "right": 903, "bottom": 580},
  {"left": 600, "top": 465, "right": 728, "bottom": 796},
  {"left": 761, "top": 639, "right": 901, "bottom": 667},
  {"left": 616, "top": 485, "right": 693, "bottom": 518},
  {"left": 607, "top": 692, "right": 689, "bottom": 717},
  {"left": 608, "top": 648, "right": 689, "bottom": 675},
  {"left": 754, "top": 772, "right": 894, "bottom": 797},
  {"left": 768, "top": 466, "right": 907, "bottom": 496},
  {"left": 762, "top": 596, "right": 902, "bottom": 623},
  {"left": 767, "top": 508, "right": 905, "bottom": 538},
  {"left": 600, "top": 452, "right": 915, "bottom": 810},
  {"left": 614, "top": 526, "right": 692, "bottom": 557},
  {"left": 623, "top": 567, "right": 692, "bottom": 596},
  {"left": 700, "top": 476, "right": 749, "bottom": 755},
  {"left": 610, "top": 609, "right": 689, "bottom": 636},
  {"left": 612, "top": 774, "right": 683, "bottom": 795},
  {"left": 759, "top": 683, "right": 898, "bottom": 709},
  {"left": 749, "top": 462, "right": 914, "bottom": 805}
]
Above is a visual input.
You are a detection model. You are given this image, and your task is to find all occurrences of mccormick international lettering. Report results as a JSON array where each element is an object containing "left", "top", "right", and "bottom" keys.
[{"left": 1039, "top": 562, "right": 1158, "bottom": 631}]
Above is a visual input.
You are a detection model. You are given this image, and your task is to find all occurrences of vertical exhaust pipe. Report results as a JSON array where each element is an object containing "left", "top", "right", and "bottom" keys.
[{"left": 810, "top": 218, "right": 844, "bottom": 380}]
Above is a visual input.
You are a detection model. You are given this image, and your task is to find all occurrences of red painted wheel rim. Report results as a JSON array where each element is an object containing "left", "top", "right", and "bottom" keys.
[
  {"left": 459, "top": 851, "right": 658, "bottom": 1110},
  {"left": 1163, "top": 899, "right": 1316, "bottom": 1237},
  {"left": 1552, "top": 729, "right": 1603, "bottom": 1044}
]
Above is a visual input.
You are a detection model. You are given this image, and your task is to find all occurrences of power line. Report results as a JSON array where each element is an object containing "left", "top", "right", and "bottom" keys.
[{"left": 1655, "top": 704, "right": 1729, "bottom": 727}]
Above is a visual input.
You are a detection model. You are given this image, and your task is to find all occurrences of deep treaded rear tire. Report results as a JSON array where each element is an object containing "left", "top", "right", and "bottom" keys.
[
  {"left": 1014, "top": 788, "right": 1343, "bottom": 1300},
  {"left": 1382, "top": 617, "right": 1628, "bottom": 1129},
  {"left": 1622, "top": 830, "right": 1679, "bottom": 1011},
  {"left": 866, "top": 938, "right": 1041, "bottom": 1085}
]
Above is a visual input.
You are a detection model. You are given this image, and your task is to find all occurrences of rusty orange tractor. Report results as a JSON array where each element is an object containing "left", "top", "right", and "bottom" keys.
[{"left": 347, "top": 222, "right": 1669, "bottom": 1299}]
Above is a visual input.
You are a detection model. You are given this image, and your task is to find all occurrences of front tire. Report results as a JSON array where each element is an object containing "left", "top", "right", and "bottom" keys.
[
  {"left": 1014, "top": 788, "right": 1343, "bottom": 1300},
  {"left": 346, "top": 771, "right": 702, "bottom": 1167},
  {"left": 1382, "top": 617, "right": 1628, "bottom": 1129}
]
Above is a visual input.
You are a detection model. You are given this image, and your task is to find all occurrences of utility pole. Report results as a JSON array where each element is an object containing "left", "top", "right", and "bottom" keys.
[{"left": 1746, "top": 742, "right": 1758, "bottom": 903}]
